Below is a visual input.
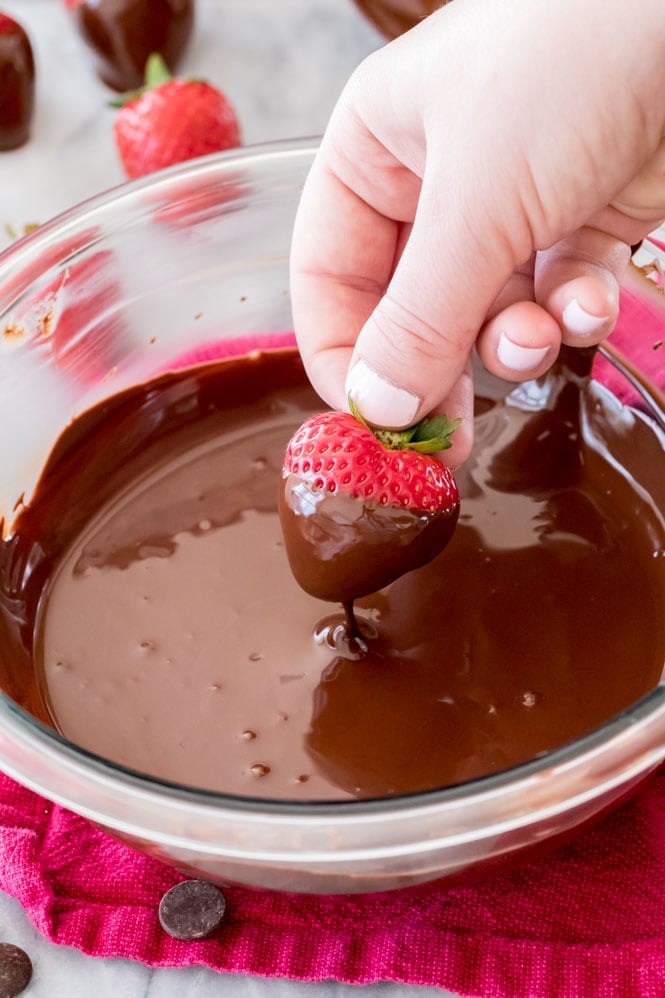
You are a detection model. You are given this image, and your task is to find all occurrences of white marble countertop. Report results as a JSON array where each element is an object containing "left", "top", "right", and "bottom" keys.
[
  {"left": 0, "top": 0, "right": 381, "bottom": 246},
  {"left": 0, "top": 1, "right": 459, "bottom": 995}
]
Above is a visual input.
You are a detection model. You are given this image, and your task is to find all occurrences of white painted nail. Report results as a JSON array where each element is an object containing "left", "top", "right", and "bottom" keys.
[
  {"left": 562, "top": 298, "right": 608, "bottom": 336},
  {"left": 345, "top": 358, "right": 420, "bottom": 428},
  {"left": 497, "top": 333, "right": 549, "bottom": 373}
]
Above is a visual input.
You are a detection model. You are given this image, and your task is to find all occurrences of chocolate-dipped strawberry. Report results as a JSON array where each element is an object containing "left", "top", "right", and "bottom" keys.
[
  {"left": 65, "top": 0, "right": 195, "bottom": 92},
  {"left": 279, "top": 406, "right": 460, "bottom": 604},
  {"left": 0, "top": 14, "right": 35, "bottom": 151}
]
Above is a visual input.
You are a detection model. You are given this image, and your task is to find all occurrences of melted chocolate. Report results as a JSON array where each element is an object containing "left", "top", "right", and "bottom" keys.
[
  {"left": 1, "top": 347, "right": 663, "bottom": 801},
  {"left": 279, "top": 477, "right": 459, "bottom": 603},
  {"left": 70, "top": 0, "right": 194, "bottom": 92}
]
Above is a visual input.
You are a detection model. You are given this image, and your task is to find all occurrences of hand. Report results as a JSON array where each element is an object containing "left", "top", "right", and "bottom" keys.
[{"left": 290, "top": 0, "right": 665, "bottom": 465}]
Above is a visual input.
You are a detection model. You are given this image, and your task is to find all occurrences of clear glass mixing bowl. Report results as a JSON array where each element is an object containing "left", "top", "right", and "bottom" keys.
[{"left": 0, "top": 139, "right": 663, "bottom": 895}]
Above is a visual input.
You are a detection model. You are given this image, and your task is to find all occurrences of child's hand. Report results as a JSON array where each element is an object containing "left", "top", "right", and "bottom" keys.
[{"left": 290, "top": 0, "right": 665, "bottom": 464}]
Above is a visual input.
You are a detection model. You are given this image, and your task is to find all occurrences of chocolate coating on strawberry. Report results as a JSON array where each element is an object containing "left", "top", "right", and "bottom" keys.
[
  {"left": 279, "top": 410, "right": 460, "bottom": 602},
  {"left": 0, "top": 14, "right": 35, "bottom": 151},
  {"left": 66, "top": 0, "right": 195, "bottom": 92}
]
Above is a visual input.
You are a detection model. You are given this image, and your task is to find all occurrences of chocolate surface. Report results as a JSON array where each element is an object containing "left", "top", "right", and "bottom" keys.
[
  {"left": 353, "top": 0, "right": 442, "bottom": 38},
  {"left": 0, "top": 15, "right": 35, "bottom": 151},
  {"left": 1, "top": 347, "right": 664, "bottom": 801},
  {"left": 70, "top": 0, "right": 194, "bottom": 91},
  {"left": 279, "top": 478, "right": 459, "bottom": 603}
]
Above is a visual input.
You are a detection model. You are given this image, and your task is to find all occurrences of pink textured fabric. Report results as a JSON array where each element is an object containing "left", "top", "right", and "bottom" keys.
[
  {"left": 1, "top": 769, "right": 665, "bottom": 997},
  {"left": 0, "top": 288, "right": 663, "bottom": 998}
]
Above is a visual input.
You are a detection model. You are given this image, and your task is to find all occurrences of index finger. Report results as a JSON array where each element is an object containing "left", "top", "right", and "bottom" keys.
[{"left": 289, "top": 133, "right": 418, "bottom": 412}]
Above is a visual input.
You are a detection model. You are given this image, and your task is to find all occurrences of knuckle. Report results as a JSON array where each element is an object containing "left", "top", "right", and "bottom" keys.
[{"left": 372, "top": 293, "right": 468, "bottom": 368}]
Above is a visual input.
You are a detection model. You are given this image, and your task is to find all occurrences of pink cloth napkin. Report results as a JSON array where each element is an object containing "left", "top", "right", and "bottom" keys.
[
  {"left": 1, "top": 768, "right": 664, "bottom": 997},
  {"left": 0, "top": 285, "right": 663, "bottom": 998}
]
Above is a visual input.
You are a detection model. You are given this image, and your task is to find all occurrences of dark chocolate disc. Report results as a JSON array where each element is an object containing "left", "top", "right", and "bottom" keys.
[
  {"left": 158, "top": 880, "right": 227, "bottom": 941},
  {"left": 0, "top": 944, "right": 33, "bottom": 998}
]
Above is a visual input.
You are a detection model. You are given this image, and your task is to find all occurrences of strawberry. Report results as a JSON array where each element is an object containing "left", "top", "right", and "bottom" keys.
[
  {"left": 113, "top": 53, "right": 241, "bottom": 179},
  {"left": 0, "top": 13, "right": 35, "bottom": 150},
  {"left": 279, "top": 406, "right": 460, "bottom": 603},
  {"left": 64, "top": 0, "right": 194, "bottom": 92}
]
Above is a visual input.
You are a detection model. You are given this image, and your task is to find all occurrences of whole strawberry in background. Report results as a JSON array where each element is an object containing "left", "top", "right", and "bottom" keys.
[
  {"left": 279, "top": 406, "right": 460, "bottom": 604},
  {"left": 113, "top": 53, "right": 241, "bottom": 179},
  {"left": 0, "top": 13, "right": 35, "bottom": 150},
  {"left": 64, "top": 0, "right": 194, "bottom": 92}
]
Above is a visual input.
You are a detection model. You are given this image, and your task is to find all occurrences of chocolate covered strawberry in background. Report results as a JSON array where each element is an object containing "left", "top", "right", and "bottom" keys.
[
  {"left": 279, "top": 407, "right": 460, "bottom": 605},
  {"left": 64, "top": 0, "right": 195, "bottom": 92},
  {"left": 113, "top": 53, "right": 241, "bottom": 178},
  {"left": 0, "top": 13, "right": 35, "bottom": 150}
]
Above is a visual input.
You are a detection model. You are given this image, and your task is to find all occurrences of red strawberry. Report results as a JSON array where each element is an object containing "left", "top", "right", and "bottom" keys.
[
  {"left": 64, "top": 0, "right": 194, "bottom": 92},
  {"left": 0, "top": 13, "right": 35, "bottom": 150},
  {"left": 113, "top": 53, "right": 241, "bottom": 179},
  {"left": 279, "top": 407, "right": 460, "bottom": 603}
]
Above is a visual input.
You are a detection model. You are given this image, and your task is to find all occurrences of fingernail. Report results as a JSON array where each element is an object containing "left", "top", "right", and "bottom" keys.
[
  {"left": 346, "top": 359, "right": 420, "bottom": 428},
  {"left": 562, "top": 298, "right": 608, "bottom": 336},
  {"left": 497, "top": 332, "right": 549, "bottom": 372}
]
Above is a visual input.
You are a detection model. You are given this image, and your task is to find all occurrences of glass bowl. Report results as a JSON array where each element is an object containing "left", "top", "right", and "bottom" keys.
[{"left": 0, "top": 139, "right": 663, "bottom": 896}]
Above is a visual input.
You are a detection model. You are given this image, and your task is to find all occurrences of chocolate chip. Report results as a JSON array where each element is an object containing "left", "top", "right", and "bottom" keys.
[
  {"left": 0, "top": 944, "right": 33, "bottom": 998},
  {"left": 158, "top": 880, "right": 227, "bottom": 941}
]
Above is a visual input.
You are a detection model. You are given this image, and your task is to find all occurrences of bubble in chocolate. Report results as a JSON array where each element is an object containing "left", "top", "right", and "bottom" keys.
[
  {"left": 158, "top": 880, "right": 226, "bottom": 941},
  {"left": 0, "top": 943, "right": 33, "bottom": 998},
  {"left": 250, "top": 763, "right": 270, "bottom": 777}
]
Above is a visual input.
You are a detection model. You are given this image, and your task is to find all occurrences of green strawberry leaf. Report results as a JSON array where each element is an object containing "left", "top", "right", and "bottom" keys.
[
  {"left": 347, "top": 395, "right": 369, "bottom": 429},
  {"left": 348, "top": 396, "right": 460, "bottom": 453},
  {"left": 409, "top": 414, "right": 462, "bottom": 452},
  {"left": 109, "top": 53, "right": 173, "bottom": 108}
]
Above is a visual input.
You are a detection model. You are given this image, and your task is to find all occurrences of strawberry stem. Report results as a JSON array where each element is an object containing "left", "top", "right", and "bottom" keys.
[
  {"left": 108, "top": 52, "right": 173, "bottom": 108},
  {"left": 348, "top": 396, "right": 460, "bottom": 452},
  {"left": 144, "top": 52, "right": 172, "bottom": 89}
]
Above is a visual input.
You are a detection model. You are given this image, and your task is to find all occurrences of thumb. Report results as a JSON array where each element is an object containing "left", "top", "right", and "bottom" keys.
[{"left": 345, "top": 173, "right": 518, "bottom": 431}]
